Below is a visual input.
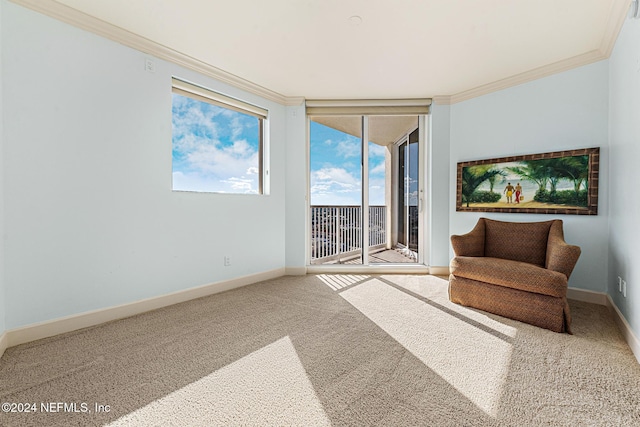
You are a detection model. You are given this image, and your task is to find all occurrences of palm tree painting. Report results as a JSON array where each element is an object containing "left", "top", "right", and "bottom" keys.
[{"left": 456, "top": 147, "right": 599, "bottom": 215}]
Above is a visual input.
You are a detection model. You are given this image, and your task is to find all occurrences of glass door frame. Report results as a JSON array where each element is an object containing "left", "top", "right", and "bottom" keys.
[
  {"left": 392, "top": 120, "right": 426, "bottom": 265},
  {"left": 306, "top": 114, "right": 428, "bottom": 270}
]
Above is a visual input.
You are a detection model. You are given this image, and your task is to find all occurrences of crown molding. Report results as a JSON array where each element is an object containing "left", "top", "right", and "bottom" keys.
[
  {"left": 284, "top": 97, "right": 306, "bottom": 107},
  {"left": 447, "top": 50, "right": 606, "bottom": 104},
  {"left": 444, "top": 0, "right": 629, "bottom": 105},
  {"left": 600, "top": 0, "right": 632, "bottom": 57},
  {"left": 431, "top": 96, "right": 453, "bottom": 106},
  {"left": 9, "top": 0, "right": 632, "bottom": 108},
  {"left": 9, "top": 0, "right": 289, "bottom": 105}
]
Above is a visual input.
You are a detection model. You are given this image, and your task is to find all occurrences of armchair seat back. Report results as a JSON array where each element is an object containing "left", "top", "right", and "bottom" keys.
[{"left": 484, "top": 219, "right": 553, "bottom": 267}]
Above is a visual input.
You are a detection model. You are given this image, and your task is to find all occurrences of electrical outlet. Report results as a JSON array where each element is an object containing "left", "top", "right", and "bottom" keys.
[
  {"left": 224, "top": 256, "right": 231, "bottom": 267},
  {"left": 618, "top": 276, "right": 623, "bottom": 292},
  {"left": 622, "top": 280, "right": 627, "bottom": 298}
]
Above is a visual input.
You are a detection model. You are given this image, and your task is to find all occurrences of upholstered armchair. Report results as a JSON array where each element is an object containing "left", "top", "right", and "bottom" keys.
[{"left": 449, "top": 218, "right": 581, "bottom": 333}]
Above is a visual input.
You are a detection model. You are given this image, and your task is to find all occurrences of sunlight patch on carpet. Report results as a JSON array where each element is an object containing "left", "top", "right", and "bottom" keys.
[
  {"left": 318, "top": 274, "right": 370, "bottom": 290},
  {"left": 341, "top": 278, "right": 513, "bottom": 417},
  {"left": 384, "top": 274, "right": 519, "bottom": 338},
  {"left": 106, "top": 336, "right": 330, "bottom": 426}
]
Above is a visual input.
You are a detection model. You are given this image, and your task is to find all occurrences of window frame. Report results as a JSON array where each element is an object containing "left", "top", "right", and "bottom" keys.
[{"left": 171, "top": 77, "right": 268, "bottom": 195}]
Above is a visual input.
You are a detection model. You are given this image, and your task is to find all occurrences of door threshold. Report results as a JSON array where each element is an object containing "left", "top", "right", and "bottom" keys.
[{"left": 306, "top": 264, "right": 431, "bottom": 275}]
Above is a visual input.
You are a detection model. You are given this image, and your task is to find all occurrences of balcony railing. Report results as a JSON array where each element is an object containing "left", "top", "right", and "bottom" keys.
[{"left": 310, "top": 205, "right": 386, "bottom": 264}]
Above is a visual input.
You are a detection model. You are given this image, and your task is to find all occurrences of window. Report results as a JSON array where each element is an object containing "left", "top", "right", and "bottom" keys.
[{"left": 171, "top": 78, "right": 268, "bottom": 194}]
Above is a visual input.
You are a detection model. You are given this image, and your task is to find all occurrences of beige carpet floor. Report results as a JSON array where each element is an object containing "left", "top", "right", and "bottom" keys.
[{"left": 0, "top": 274, "right": 639, "bottom": 426}]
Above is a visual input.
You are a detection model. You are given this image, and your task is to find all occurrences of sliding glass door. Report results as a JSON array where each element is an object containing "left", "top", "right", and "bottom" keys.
[
  {"left": 309, "top": 115, "right": 425, "bottom": 266},
  {"left": 396, "top": 128, "right": 419, "bottom": 259}
]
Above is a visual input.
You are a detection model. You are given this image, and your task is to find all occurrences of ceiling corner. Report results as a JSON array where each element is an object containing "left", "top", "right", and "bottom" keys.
[
  {"left": 431, "top": 96, "right": 452, "bottom": 106},
  {"left": 599, "top": 0, "right": 633, "bottom": 58}
]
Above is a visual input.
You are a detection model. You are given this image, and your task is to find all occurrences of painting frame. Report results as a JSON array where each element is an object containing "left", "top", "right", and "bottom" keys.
[{"left": 456, "top": 147, "right": 599, "bottom": 215}]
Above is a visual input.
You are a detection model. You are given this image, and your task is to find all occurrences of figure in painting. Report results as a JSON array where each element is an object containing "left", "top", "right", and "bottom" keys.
[
  {"left": 504, "top": 182, "right": 514, "bottom": 203},
  {"left": 515, "top": 182, "right": 522, "bottom": 204}
]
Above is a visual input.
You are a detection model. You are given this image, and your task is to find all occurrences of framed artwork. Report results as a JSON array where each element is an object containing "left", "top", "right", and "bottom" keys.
[{"left": 456, "top": 147, "right": 599, "bottom": 215}]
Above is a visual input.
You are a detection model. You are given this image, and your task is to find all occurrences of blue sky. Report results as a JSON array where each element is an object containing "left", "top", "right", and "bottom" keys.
[
  {"left": 172, "top": 93, "right": 261, "bottom": 193},
  {"left": 171, "top": 100, "right": 387, "bottom": 202},
  {"left": 310, "top": 121, "right": 387, "bottom": 206}
]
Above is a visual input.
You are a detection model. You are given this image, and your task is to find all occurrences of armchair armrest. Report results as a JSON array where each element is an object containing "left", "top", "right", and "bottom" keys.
[
  {"left": 546, "top": 221, "right": 581, "bottom": 279},
  {"left": 451, "top": 219, "right": 485, "bottom": 257}
]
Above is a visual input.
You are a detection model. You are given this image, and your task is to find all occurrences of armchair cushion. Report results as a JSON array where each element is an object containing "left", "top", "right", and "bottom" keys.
[{"left": 450, "top": 256, "right": 567, "bottom": 298}]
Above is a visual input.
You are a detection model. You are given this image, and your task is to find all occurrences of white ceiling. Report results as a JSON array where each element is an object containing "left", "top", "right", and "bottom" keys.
[{"left": 44, "top": 0, "right": 630, "bottom": 101}]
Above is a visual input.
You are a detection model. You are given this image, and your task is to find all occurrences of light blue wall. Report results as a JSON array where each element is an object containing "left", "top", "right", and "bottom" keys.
[
  {"left": 0, "top": 0, "right": 5, "bottom": 336},
  {"left": 429, "top": 104, "right": 451, "bottom": 268},
  {"left": 608, "top": 12, "right": 640, "bottom": 339},
  {"left": 2, "top": 2, "right": 287, "bottom": 329},
  {"left": 284, "top": 104, "right": 307, "bottom": 270},
  {"left": 449, "top": 60, "right": 610, "bottom": 292}
]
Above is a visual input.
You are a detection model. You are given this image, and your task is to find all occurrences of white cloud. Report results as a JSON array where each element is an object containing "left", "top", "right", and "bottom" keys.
[
  {"left": 174, "top": 141, "right": 259, "bottom": 193},
  {"left": 172, "top": 94, "right": 262, "bottom": 194},
  {"left": 312, "top": 167, "right": 358, "bottom": 187},
  {"left": 173, "top": 171, "right": 258, "bottom": 194},
  {"left": 368, "top": 143, "right": 386, "bottom": 158},
  {"left": 184, "top": 140, "right": 258, "bottom": 178},
  {"left": 368, "top": 177, "right": 386, "bottom": 205},
  {"left": 309, "top": 166, "right": 387, "bottom": 205},
  {"left": 310, "top": 167, "right": 361, "bottom": 205},
  {"left": 223, "top": 177, "right": 258, "bottom": 194},
  {"left": 369, "top": 161, "right": 386, "bottom": 176},
  {"left": 230, "top": 116, "right": 245, "bottom": 140},
  {"left": 336, "top": 138, "right": 360, "bottom": 159},
  {"left": 172, "top": 171, "right": 225, "bottom": 193},
  {"left": 172, "top": 95, "right": 222, "bottom": 152}
]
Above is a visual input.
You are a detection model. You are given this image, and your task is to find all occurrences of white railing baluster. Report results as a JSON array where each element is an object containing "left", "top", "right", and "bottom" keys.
[{"left": 310, "top": 205, "right": 387, "bottom": 264}]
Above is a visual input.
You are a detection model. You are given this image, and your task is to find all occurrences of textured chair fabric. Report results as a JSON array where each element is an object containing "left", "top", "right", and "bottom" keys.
[
  {"left": 451, "top": 257, "right": 568, "bottom": 298},
  {"left": 449, "top": 218, "right": 580, "bottom": 333},
  {"left": 484, "top": 219, "right": 552, "bottom": 267}
]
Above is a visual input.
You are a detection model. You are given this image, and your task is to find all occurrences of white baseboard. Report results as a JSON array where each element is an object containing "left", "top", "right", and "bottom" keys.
[
  {"left": 558, "top": 288, "right": 639, "bottom": 364},
  {"left": 0, "top": 332, "right": 7, "bottom": 360},
  {"left": 5, "top": 268, "right": 285, "bottom": 349},
  {"left": 567, "top": 287, "right": 609, "bottom": 305},
  {"left": 606, "top": 295, "right": 640, "bottom": 364},
  {"left": 428, "top": 266, "right": 450, "bottom": 276},
  {"left": 285, "top": 267, "right": 307, "bottom": 276}
]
